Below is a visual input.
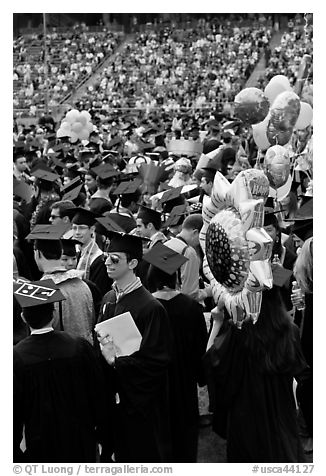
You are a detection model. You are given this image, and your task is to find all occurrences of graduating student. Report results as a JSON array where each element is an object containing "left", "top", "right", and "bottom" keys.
[
  {"left": 13, "top": 280, "right": 113, "bottom": 463},
  {"left": 66, "top": 207, "right": 112, "bottom": 297},
  {"left": 97, "top": 233, "right": 172, "bottom": 463},
  {"left": 203, "top": 287, "right": 309, "bottom": 463},
  {"left": 144, "top": 243, "right": 208, "bottom": 462}
]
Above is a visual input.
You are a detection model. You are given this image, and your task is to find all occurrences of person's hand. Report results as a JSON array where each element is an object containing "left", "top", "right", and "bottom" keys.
[
  {"left": 211, "top": 301, "right": 224, "bottom": 323},
  {"left": 291, "top": 288, "right": 304, "bottom": 308},
  {"left": 97, "top": 331, "right": 119, "bottom": 366}
]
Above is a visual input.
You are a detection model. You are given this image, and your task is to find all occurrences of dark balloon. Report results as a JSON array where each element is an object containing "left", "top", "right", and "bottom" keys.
[{"left": 234, "top": 87, "right": 270, "bottom": 125}]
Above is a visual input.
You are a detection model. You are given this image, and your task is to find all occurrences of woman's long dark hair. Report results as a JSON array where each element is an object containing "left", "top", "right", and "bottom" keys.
[{"left": 241, "top": 287, "right": 297, "bottom": 373}]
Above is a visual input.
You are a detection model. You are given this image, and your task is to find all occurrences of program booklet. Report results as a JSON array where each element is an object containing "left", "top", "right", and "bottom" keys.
[{"left": 95, "top": 312, "right": 142, "bottom": 356}]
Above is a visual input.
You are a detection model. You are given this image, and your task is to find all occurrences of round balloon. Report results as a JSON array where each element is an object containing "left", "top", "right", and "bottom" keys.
[
  {"left": 295, "top": 102, "right": 313, "bottom": 130},
  {"left": 264, "top": 145, "right": 290, "bottom": 189},
  {"left": 264, "top": 76, "right": 291, "bottom": 104},
  {"left": 252, "top": 116, "right": 270, "bottom": 150},
  {"left": 268, "top": 174, "right": 293, "bottom": 201},
  {"left": 65, "top": 109, "right": 80, "bottom": 124},
  {"left": 266, "top": 122, "right": 293, "bottom": 146},
  {"left": 269, "top": 91, "right": 301, "bottom": 130},
  {"left": 71, "top": 122, "right": 83, "bottom": 134},
  {"left": 234, "top": 87, "right": 270, "bottom": 125}
]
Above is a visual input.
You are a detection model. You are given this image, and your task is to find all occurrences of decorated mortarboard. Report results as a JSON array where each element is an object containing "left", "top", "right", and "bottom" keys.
[
  {"left": 60, "top": 238, "right": 82, "bottom": 256},
  {"left": 64, "top": 207, "right": 99, "bottom": 227},
  {"left": 95, "top": 215, "right": 126, "bottom": 236},
  {"left": 143, "top": 241, "right": 188, "bottom": 275},
  {"left": 163, "top": 204, "right": 188, "bottom": 229},
  {"left": 26, "top": 222, "right": 71, "bottom": 241},
  {"left": 137, "top": 205, "right": 161, "bottom": 226},
  {"left": 31, "top": 168, "right": 60, "bottom": 183},
  {"left": 106, "top": 231, "right": 143, "bottom": 260},
  {"left": 91, "top": 163, "right": 120, "bottom": 180},
  {"left": 113, "top": 178, "right": 142, "bottom": 196},
  {"left": 13, "top": 179, "right": 34, "bottom": 203},
  {"left": 159, "top": 186, "right": 183, "bottom": 205},
  {"left": 13, "top": 278, "right": 66, "bottom": 308}
]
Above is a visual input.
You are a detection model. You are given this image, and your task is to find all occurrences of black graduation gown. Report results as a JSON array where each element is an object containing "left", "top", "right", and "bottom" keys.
[
  {"left": 157, "top": 294, "right": 208, "bottom": 462},
  {"left": 203, "top": 320, "right": 308, "bottom": 463},
  {"left": 13, "top": 331, "right": 114, "bottom": 463},
  {"left": 88, "top": 255, "right": 112, "bottom": 298},
  {"left": 98, "top": 286, "right": 172, "bottom": 463}
]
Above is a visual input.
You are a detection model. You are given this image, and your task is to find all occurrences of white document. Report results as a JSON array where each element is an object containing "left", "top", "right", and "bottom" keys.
[{"left": 95, "top": 312, "right": 142, "bottom": 357}]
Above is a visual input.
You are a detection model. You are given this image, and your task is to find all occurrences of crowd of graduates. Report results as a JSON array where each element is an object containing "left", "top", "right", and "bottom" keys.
[{"left": 13, "top": 13, "right": 313, "bottom": 465}]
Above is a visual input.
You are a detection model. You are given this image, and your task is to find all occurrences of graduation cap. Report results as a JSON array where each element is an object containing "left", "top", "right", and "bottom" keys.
[
  {"left": 159, "top": 186, "right": 183, "bottom": 205},
  {"left": 207, "top": 119, "right": 220, "bottom": 130},
  {"left": 106, "top": 231, "right": 143, "bottom": 260},
  {"left": 113, "top": 178, "right": 142, "bottom": 196},
  {"left": 140, "top": 142, "right": 155, "bottom": 152},
  {"left": 62, "top": 184, "right": 84, "bottom": 203},
  {"left": 31, "top": 168, "right": 60, "bottom": 183},
  {"left": 64, "top": 207, "right": 99, "bottom": 227},
  {"left": 60, "top": 239, "right": 82, "bottom": 257},
  {"left": 50, "top": 157, "right": 66, "bottom": 169},
  {"left": 13, "top": 278, "right": 66, "bottom": 308},
  {"left": 91, "top": 163, "right": 120, "bottom": 180},
  {"left": 108, "top": 136, "right": 122, "bottom": 148},
  {"left": 163, "top": 204, "right": 188, "bottom": 229},
  {"left": 137, "top": 205, "right": 161, "bottom": 227},
  {"left": 145, "top": 152, "right": 161, "bottom": 161},
  {"left": 61, "top": 176, "right": 82, "bottom": 194},
  {"left": 143, "top": 241, "right": 188, "bottom": 275},
  {"left": 287, "top": 198, "right": 313, "bottom": 241},
  {"left": 26, "top": 223, "right": 71, "bottom": 241},
  {"left": 13, "top": 141, "right": 26, "bottom": 152},
  {"left": 13, "top": 179, "right": 34, "bottom": 203},
  {"left": 95, "top": 215, "right": 126, "bottom": 236}
]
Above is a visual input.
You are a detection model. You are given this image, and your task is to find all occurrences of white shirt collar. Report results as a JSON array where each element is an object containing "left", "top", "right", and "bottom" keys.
[{"left": 31, "top": 327, "right": 54, "bottom": 335}]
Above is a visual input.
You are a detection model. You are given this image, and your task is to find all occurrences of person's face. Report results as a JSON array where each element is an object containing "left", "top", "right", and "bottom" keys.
[
  {"left": 263, "top": 224, "right": 277, "bottom": 243},
  {"left": 61, "top": 254, "right": 77, "bottom": 270},
  {"left": 72, "top": 224, "right": 93, "bottom": 246},
  {"left": 105, "top": 252, "right": 134, "bottom": 281},
  {"left": 200, "top": 177, "right": 212, "bottom": 196},
  {"left": 49, "top": 207, "right": 64, "bottom": 225},
  {"left": 15, "top": 157, "right": 27, "bottom": 172},
  {"left": 85, "top": 174, "right": 97, "bottom": 192},
  {"left": 136, "top": 218, "right": 150, "bottom": 238},
  {"left": 185, "top": 228, "right": 200, "bottom": 247}
]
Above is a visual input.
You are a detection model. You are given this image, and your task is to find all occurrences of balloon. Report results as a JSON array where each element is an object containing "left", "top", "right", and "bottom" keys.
[
  {"left": 252, "top": 116, "right": 270, "bottom": 150},
  {"left": 268, "top": 174, "right": 293, "bottom": 201},
  {"left": 79, "top": 128, "right": 90, "bottom": 141},
  {"left": 301, "top": 84, "right": 313, "bottom": 107},
  {"left": 61, "top": 121, "right": 71, "bottom": 132},
  {"left": 267, "top": 91, "right": 300, "bottom": 146},
  {"left": 56, "top": 128, "right": 68, "bottom": 138},
  {"left": 69, "top": 131, "right": 79, "bottom": 143},
  {"left": 200, "top": 169, "right": 273, "bottom": 324},
  {"left": 295, "top": 102, "right": 313, "bottom": 130},
  {"left": 234, "top": 87, "right": 270, "bottom": 124},
  {"left": 86, "top": 122, "right": 94, "bottom": 133},
  {"left": 71, "top": 122, "right": 83, "bottom": 134},
  {"left": 65, "top": 109, "right": 81, "bottom": 124},
  {"left": 264, "top": 145, "right": 290, "bottom": 189},
  {"left": 264, "top": 75, "right": 292, "bottom": 103},
  {"left": 77, "top": 115, "right": 87, "bottom": 126},
  {"left": 80, "top": 110, "right": 92, "bottom": 122}
]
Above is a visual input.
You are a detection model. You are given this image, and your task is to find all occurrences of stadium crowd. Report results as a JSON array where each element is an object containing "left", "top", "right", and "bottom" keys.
[{"left": 13, "top": 13, "right": 313, "bottom": 465}]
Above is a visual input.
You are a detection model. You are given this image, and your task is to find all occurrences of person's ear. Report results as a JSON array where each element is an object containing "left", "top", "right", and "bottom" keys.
[{"left": 128, "top": 258, "right": 138, "bottom": 270}]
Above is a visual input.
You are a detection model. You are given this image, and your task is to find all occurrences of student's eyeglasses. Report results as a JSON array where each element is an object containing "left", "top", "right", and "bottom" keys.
[{"left": 105, "top": 254, "right": 121, "bottom": 265}]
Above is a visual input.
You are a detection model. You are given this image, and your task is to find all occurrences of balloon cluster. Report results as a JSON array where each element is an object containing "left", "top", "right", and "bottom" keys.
[
  {"left": 234, "top": 75, "right": 313, "bottom": 151},
  {"left": 56, "top": 110, "right": 94, "bottom": 143},
  {"left": 199, "top": 169, "right": 273, "bottom": 326}
]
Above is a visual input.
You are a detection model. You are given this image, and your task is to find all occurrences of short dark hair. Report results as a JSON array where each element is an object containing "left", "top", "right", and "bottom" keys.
[
  {"left": 34, "top": 239, "right": 62, "bottom": 260},
  {"left": 182, "top": 213, "right": 203, "bottom": 232},
  {"left": 120, "top": 190, "right": 141, "bottom": 208},
  {"left": 22, "top": 303, "right": 54, "bottom": 329},
  {"left": 139, "top": 215, "right": 161, "bottom": 232},
  {"left": 146, "top": 264, "right": 177, "bottom": 292},
  {"left": 51, "top": 200, "right": 74, "bottom": 217},
  {"left": 97, "top": 177, "right": 114, "bottom": 189}
]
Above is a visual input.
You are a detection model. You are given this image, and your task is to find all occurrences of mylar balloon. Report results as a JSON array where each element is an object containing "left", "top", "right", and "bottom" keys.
[
  {"left": 264, "top": 145, "right": 290, "bottom": 189},
  {"left": 252, "top": 115, "right": 270, "bottom": 150},
  {"left": 264, "top": 75, "right": 292, "bottom": 103},
  {"left": 234, "top": 87, "right": 270, "bottom": 125},
  {"left": 295, "top": 102, "right": 313, "bottom": 130},
  {"left": 269, "top": 91, "right": 301, "bottom": 131},
  {"left": 200, "top": 170, "right": 273, "bottom": 325}
]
